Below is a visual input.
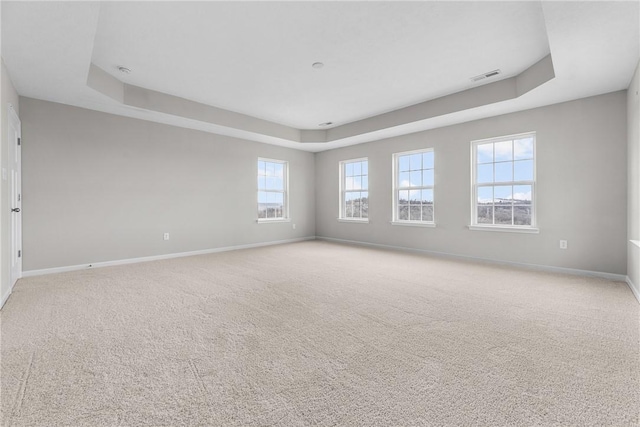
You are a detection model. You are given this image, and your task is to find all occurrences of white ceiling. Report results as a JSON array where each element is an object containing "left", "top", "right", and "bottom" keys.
[
  {"left": 92, "top": 1, "right": 550, "bottom": 129},
  {"left": 2, "top": 1, "right": 639, "bottom": 152}
]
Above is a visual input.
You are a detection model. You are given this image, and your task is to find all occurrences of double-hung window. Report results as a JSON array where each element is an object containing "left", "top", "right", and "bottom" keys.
[
  {"left": 471, "top": 132, "right": 536, "bottom": 231},
  {"left": 257, "top": 158, "right": 288, "bottom": 221},
  {"left": 392, "top": 149, "right": 434, "bottom": 225},
  {"left": 339, "top": 158, "right": 368, "bottom": 221}
]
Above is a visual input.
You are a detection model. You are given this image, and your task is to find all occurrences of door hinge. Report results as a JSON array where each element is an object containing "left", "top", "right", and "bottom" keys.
[
  {"left": 18, "top": 250, "right": 21, "bottom": 258},
  {"left": 18, "top": 194, "right": 21, "bottom": 202},
  {"left": 17, "top": 137, "right": 20, "bottom": 146}
]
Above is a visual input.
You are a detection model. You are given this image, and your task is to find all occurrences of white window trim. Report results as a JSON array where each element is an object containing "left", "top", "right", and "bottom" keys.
[
  {"left": 390, "top": 221, "right": 435, "bottom": 228},
  {"left": 392, "top": 148, "right": 435, "bottom": 226},
  {"left": 470, "top": 132, "right": 537, "bottom": 232},
  {"left": 338, "top": 157, "right": 369, "bottom": 222},
  {"left": 257, "top": 157, "right": 289, "bottom": 223},
  {"left": 468, "top": 225, "right": 539, "bottom": 234}
]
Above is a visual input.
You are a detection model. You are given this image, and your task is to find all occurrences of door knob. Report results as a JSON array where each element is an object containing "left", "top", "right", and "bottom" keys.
[{"left": 11, "top": 208, "right": 20, "bottom": 213}]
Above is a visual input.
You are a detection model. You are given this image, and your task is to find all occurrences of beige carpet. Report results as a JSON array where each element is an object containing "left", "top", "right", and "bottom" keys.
[{"left": 1, "top": 241, "right": 638, "bottom": 426}]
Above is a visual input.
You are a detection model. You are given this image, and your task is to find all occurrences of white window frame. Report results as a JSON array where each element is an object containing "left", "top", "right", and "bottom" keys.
[
  {"left": 338, "top": 157, "right": 369, "bottom": 223},
  {"left": 257, "top": 158, "right": 290, "bottom": 223},
  {"left": 391, "top": 148, "right": 435, "bottom": 227},
  {"left": 470, "top": 132, "right": 538, "bottom": 233}
]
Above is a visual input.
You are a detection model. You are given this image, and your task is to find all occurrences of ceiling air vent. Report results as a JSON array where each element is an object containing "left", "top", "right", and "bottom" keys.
[{"left": 470, "top": 69, "right": 501, "bottom": 82}]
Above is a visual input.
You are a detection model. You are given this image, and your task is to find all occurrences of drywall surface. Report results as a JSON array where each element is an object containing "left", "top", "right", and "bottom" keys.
[
  {"left": 628, "top": 61, "right": 640, "bottom": 295},
  {"left": 1, "top": 59, "right": 20, "bottom": 305},
  {"left": 20, "top": 98, "right": 315, "bottom": 271},
  {"left": 316, "top": 92, "right": 628, "bottom": 275}
]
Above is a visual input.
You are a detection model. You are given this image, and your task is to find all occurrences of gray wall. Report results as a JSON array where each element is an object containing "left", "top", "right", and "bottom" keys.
[
  {"left": 20, "top": 98, "right": 315, "bottom": 271},
  {"left": 316, "top": 92, "right": 628, "bottom": 275},
  {"left": 628, "top": 61, "right": 640, "bottom": 294},
  {"left": 16, "top": 89, "right": 634, "bottom": 278},
  {"left": 1, "top": 58, "right": 20, "bottom": 304}
]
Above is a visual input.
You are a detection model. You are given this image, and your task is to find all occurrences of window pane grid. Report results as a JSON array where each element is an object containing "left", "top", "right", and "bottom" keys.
[
  {"left": 257, "top": 159, "right": 287, "bottom": 220},
  {"left": 395, "top": 150, "right": 434, "bottom": 223},
  {"left": 473, "top": 134, "right": 535, "bottom": 227},
  {"left": 340, "top": 160, "right": 369, "bottom": 220},
  {"left": 475, "top": 184, "right": 533, "bottom": 226}
]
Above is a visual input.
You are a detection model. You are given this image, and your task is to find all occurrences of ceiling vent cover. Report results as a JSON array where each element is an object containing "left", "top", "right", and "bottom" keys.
[{"left": 470, "top": 69, "right": 501, "bottom": 82}]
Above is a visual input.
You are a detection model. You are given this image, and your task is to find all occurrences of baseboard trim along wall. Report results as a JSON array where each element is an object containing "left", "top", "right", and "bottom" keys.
[
  {"left": 316, "top": 236, "right": 629, "bottom": 283},
  {"left": 19, "top": 235, "right": 639, "bottom": 305},
  {"left": 626, "top": 276, "right": 640, "bottom": 304},
  {"left": 22, "top": 237, "right": 315, "bottom": 278},
  {"left": 1, "top": 286, "right": 14, "bottom": 309}
]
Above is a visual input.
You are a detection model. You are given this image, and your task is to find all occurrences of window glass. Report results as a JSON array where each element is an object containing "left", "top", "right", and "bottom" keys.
[
  {"left": 258, "top": 159, "right": 288, "bottom": 220},
  {"left": 471, "top": 133, "right": 535, "bottom": 228},
  {"left": 393, "top": 149, "right": 434, "bottom": 223},
  {"left": 340, "top": 159, "right": 369, "bottom": 220}
]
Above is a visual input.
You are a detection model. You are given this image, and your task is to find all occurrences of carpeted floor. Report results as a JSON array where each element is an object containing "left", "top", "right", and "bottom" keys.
[{"left": 1, "top": 241, "right": 639, "bottom": 426}]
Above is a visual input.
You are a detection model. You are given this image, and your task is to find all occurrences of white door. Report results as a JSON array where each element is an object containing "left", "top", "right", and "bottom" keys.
[{"left": 8, "top": 104, "right": 22, "bottom": 287}]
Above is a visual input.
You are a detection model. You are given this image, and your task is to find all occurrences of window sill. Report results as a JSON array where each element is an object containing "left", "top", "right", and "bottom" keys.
[
  {"left": 468, "top": 225, "right": 539, "bottom": 234},
  {"left": 256, "top": 218, "right": 291, "bottom": 224},
  {"left": 391, "top": 221, "right": 435, "bottom": 228},
  {"left": 337, "top": 218, "right": 369, "bottom": 224}
]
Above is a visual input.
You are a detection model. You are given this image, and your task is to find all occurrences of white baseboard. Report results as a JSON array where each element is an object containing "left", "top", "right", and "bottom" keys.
[
  {"left": 0, "top": 276, "right": 19, "bottom": 309},
  {"left": 19, "top": 235, "right": 639, "bottom": 306},
  {"left": 626, "top": 276, "right": 640, "bottom": 304},
  {"left": 22, "top": 237, "right": 316, "bottom": 278},
  {"left": 1, "top": 287, "right": 12, "bottom": 309},
  {"left": 316, "top": 236, "right": 628, "bottom": 283}
]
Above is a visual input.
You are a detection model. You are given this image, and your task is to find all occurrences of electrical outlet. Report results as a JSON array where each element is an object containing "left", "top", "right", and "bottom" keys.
[
  {"left": 163, "top": 233, "right": 170, "bottom": 241},
  {"left": 559, "top": 240, "right": 567, "bottom": 249},
  {"left": 292, "top": 223, "right": 296, "bottom": 230}
]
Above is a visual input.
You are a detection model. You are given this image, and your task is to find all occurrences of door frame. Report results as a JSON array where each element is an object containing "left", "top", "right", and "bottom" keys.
[{"left": 8, "top": 103, "right": 22, "bottom": 289}]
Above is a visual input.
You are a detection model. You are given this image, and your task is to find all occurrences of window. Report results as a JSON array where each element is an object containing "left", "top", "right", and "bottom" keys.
[
  {"left": 471, "top": 132, "right": 536, "bottom": 231},
  {"left": 257, "top": 158, "right": 288, "bottom": 221},
  {"left": 339, "top": 158, "right": 368, "bottom": 221},
  {"left": 392, "top": 149, "right": 434, "bottom": 225}
]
